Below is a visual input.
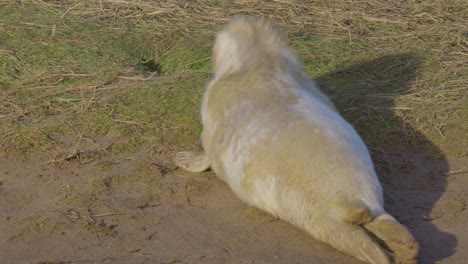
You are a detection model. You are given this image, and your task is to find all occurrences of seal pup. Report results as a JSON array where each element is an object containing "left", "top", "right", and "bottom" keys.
[{"left": 175, "top": 16, "right": 419, "bottom": 264}]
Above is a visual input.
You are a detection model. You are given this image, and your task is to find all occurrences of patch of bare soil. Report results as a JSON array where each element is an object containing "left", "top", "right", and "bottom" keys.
[
  {"left": 0, "top": 138, "right": 467, "bottom": 264},
  {"left": 381, "top": 153, "right": 467, "bottom": 264}
]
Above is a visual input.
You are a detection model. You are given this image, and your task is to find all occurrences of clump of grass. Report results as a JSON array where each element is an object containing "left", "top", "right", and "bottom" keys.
[
  {"left": 159, "top": 46, "right": 211, "bottom": 74},
  {"left": 86, "top": 74, "right": 206, "bottom": 153}
]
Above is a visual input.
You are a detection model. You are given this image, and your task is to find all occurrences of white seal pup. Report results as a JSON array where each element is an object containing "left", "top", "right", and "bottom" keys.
[{"left": 175, "top": 16, "right": 419, "bottom": 264}]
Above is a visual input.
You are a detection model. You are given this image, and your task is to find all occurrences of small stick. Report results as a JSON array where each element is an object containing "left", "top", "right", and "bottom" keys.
[{"left": 91, "top": 213, "right": 120, "bottom": 218}]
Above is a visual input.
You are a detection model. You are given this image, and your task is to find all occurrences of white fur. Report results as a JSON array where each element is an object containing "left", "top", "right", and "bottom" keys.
[
  {"left": 251, "top": 176, "right": 280, "bottom": 214},
  {"left": 223, "top": 117, "right": 273, "bottom": 192},
  {"left": 213, "top": 32, "right": 242, "bottom": 80}
]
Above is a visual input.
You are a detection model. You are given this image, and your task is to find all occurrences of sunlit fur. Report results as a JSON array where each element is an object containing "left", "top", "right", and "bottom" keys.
[{"left": 175, "top": 16, "right": 419, "bottom": 264}]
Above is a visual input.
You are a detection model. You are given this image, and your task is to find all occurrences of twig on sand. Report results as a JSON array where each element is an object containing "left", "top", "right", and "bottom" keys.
[
  {"left": 46, "top": 128, "right": 85, "bottom": 164},
  {"left": 445, "top": 169, "right": 468, "bottom": 176},
  {"left": 92, "top": 213, "right": 120, "bottom": 217}
]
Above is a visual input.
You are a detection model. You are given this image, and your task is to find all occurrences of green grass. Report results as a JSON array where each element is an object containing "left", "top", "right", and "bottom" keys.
[
  {"left": 0, "top": 2, "right": 210, "bottom": 159},
  {"left": 88, "top": 75, "right": 207, "bottom": 152},
  {"left": 0, "top": 1, "right": 466, "bottom": 160}
]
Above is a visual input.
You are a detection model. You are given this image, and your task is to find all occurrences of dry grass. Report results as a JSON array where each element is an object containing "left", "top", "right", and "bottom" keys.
[{"left": 0, "top": 0, "right": 466, "bottom": 159}]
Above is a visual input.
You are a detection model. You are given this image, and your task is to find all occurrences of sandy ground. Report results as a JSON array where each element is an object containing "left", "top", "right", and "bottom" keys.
[{"left": 0, "top": 142, "right": 466, "bottom": 264}]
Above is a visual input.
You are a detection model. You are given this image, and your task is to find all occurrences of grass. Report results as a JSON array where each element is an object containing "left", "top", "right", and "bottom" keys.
[{"left": 0, "top": 0, "right": 466, "bottom": 160}]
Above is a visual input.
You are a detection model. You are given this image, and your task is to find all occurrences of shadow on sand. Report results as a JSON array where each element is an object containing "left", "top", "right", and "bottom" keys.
[{"left": 316, "top": 53, "right": 457, "bottom": 264}]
